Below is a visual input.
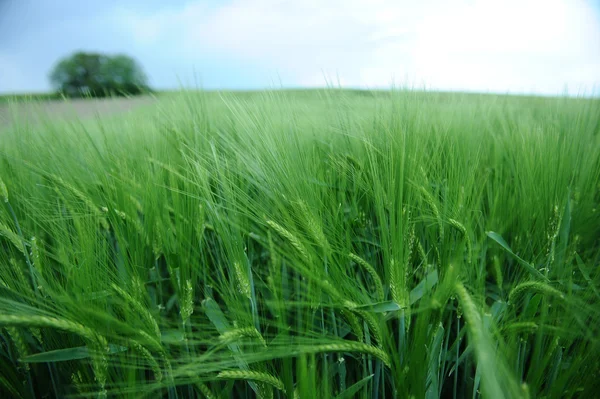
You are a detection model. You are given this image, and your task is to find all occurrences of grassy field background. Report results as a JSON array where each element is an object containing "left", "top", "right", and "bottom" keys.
[{"left": 0, "top": 90, "right": 599, "bottom": 398}]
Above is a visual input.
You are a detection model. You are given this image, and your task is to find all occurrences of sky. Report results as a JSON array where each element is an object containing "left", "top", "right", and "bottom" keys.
[{"left": 1, "top": 0, "right": 599, "bottom": 95}]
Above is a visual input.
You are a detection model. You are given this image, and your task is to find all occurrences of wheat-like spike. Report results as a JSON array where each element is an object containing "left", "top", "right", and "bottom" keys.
[
  {"left": 217, "top": 370, "right": 285, "bottom": 392},
  {"left": 219, "top": 327, "right": 267, "bottom": 347},
  {"left": 114, "top": 209, "right": 150, "bottom": 246},
  {"left": 180, "top": 279, "right": 195, "bottom": 322},
  {"left": 9, "top": 258, "right": 29, "bottom": 290},
  {"left": 137, "top": 329, "right": 168, "bottom": 359},
  {"left": 492, "top": 256, "right": 504, "bottom": 290},
  {"left": 30, "top": 328, "right": 43, "bottom": 345},
  {"left": 91, "top": 341, "right": 108, "bottom": 399},
  {"left": 196, "top": 382, "right": 216, "bottom": 399},
  {"left": 340, "top": 309, "right": 364, "bottom": 342},
  {"left": 71, "top": 371, "right": 84, "bottom": 395},
  {"left": 131, "top": 341, "right": 163, "bottom": 382},
  {"left": 48, "top": 175, "right": 102, "bottom": 217},
  {"left": 502, "top": 322, "right": 539, "bottom": 334},
  {"left": 0, "top": 222, "right": 27, "bottom": 256},
  {"left": 454, "top": 283, "right": 484, "bottom": 348},
  {"left": 349, "top": 253, "right": 384, "bottom": 302},
  {"left": 303, "top": 342, "right": 391, "bottom": 367},
  {"left": 0, "top": 176, "right": 8, "bottom": 202},
  {"left": 389, "top": 258, "right": 409, "bottom": 309},
  {"left": 30, "top": 236, "right": 43, "bottom": 277},
  {"left": 152, "top": 220, "right": 164, "bottom": 258},
  {"left": 0, "top": 315, "right": 109, "bottom": 357},
  {"left": 508, "top": 281, "right": 565, "bottom": 304},
  {"left": 5, "top": 327, "right": 30, "bottom": 371},
  {"left": 434, "top": 246, "right": 442, "bottom": 268},
  {"left": 353, "top": 309, "right": 383, "bottom": 345},
  {"left": 266, "top": 220, "right": 310, "bottom": 262},
  {"left": 129, "top": 195, "right": 144, "bottom": 214},
  {"left": 135, "top": 329, "right": 174, "bottom": 386},
  {"left": 297, "top": 200, "right": 330, "bottom": 250},
  {"left": 233, "top": 262, "right": 252, "bottom": 300},
  {"left": 259, "top": 382, "right": 275, "bottom": 399},
  {"left": 112, "top": 284, "right": 161, "bottom": 341},
  {"left": 448, "top": 218, "right": 472, "bottom": 264},
  {"left": 419, "top": 186, "right": 443, "bottom": 242},
  {"left": 321, "top": 280, "right": 343, "bottom": 301},
  {"left": 131, "top": 275, "right": 146, "bottom": 303},
  {"left": 545, "top": 204, "right": 561, "bottom": 266},
  {"left": 0, "top": 315, "right": 108, "bottom": 395}
]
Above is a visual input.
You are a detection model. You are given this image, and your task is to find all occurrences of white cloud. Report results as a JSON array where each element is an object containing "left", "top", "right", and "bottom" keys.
[{"left": 118, "top": 0, "right": 600, "bottom": 94}]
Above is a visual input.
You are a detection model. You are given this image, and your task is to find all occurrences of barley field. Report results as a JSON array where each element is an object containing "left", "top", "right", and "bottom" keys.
[{"left": 0, "top": 90, "right": 599, "bottom": 398}]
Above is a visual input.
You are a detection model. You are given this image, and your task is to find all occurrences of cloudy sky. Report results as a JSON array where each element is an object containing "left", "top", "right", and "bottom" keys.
[{"left": 1, "top": 0, "right": 599, "bottom": 95}]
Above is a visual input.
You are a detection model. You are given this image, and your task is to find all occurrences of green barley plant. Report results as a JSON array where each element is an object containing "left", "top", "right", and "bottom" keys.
[{"left": 0, "top": 89, "right": 599, "bottom": 398}]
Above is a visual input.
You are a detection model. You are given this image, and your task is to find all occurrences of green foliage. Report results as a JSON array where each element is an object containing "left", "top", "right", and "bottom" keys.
[
  {"left": 48, "top": 51, "right": 149, "bottom": 98},
  {"left": 0, "top": 89, "right": 599, "bottom": 398}
]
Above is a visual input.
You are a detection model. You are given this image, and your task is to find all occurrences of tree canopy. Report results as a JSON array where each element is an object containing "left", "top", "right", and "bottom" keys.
[{"left": 49, "top": 52, "right": 150, "bottom": 97}]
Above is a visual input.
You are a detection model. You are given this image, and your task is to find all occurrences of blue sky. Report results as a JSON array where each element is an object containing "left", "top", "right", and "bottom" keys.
[{"left": 1, "top": 0, "right": 599, "bottom": 95}]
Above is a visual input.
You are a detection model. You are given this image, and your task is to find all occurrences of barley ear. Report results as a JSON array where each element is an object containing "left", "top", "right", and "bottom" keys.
[
  {"left": 233, "top": 262, "right": 252, "bottom": 300},
  {"left": 217, "top": 370, "right": 285, "bottom": 392},
  {"left": 267, "top": 220, "right": 310, "bottom": 262},
  {"left": 349, "top": 253, "right": 384, "bottom": 302},
  {"left": 180, "top": 279, "right": 194, "bottom": 322}
]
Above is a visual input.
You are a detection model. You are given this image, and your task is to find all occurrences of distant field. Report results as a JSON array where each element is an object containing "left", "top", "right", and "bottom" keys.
[
  {"left": 0, "top": 89, "right": 599, "bottom": 398},
  {"left": 0, "top": 95, "right": 158, "bottom": 127}
]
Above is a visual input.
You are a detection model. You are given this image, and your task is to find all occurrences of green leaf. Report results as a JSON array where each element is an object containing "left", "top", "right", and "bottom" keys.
[
  {"left": 202, "top": 298, "right": 230, "bottom": 334},
  {"left": 22, "top": 344, "right": 127, "bottom": 363},
  {"left": 425, "top": 323, "right": 445, "bottom": 399},
  {"left": 410, "top": 269, "right": 439, "bottom": 305},
  {"left": 486, "top": 231, "right": 548, "bottom": 281},
  {"left": 334, "top": 374, "right": 373, "bottom": 399},
  {"left": 575, "top": 253, "right": 600, "bottom": 300}
]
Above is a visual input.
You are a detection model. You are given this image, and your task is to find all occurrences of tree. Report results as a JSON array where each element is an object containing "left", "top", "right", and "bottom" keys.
[{"left": 49, "top": 51, "right": 150, "bottom": 97}]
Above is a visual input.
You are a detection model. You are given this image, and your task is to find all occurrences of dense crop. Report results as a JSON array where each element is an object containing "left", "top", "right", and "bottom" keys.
[{"left": 0, "top": 90, "right": 599, "bottom": 398}]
